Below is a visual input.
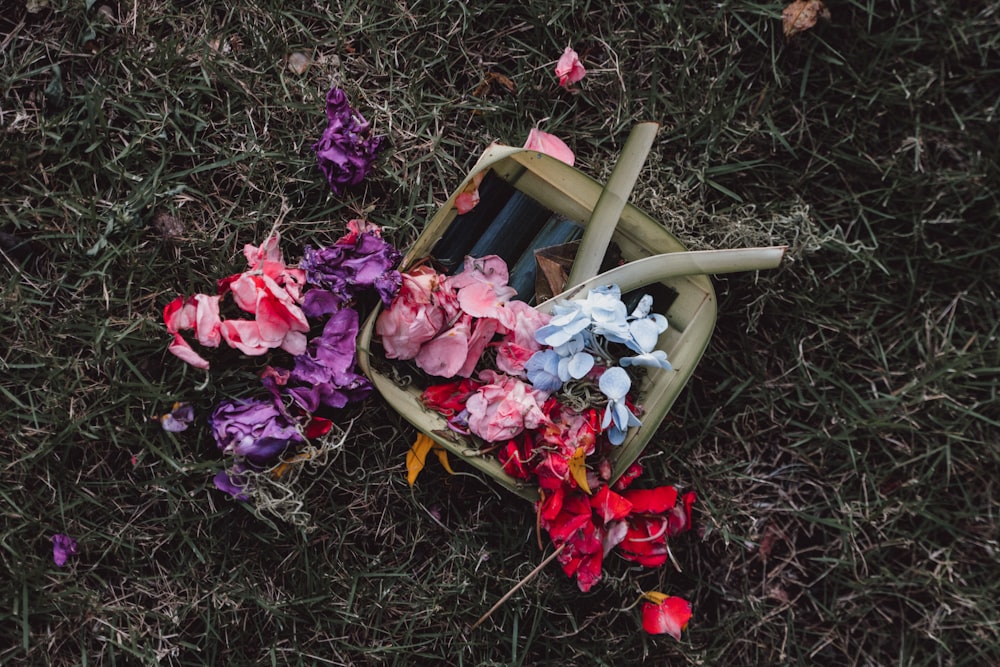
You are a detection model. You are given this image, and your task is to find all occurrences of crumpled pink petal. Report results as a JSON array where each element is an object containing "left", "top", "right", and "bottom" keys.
[
  {"left": 523, "top": 128, "right": 575, "bottom": 166},
  {"left": 555, "top": 46, "right": 587, "bottom": 87},
  {"left": 447, "top": 255, "right": 510, "bottom": 290},
  {"left": 220, "top": 319, "right": 270, "bottom": 356},
  {"left": 244, "top": 233, "right": 284, "bottom": 270},
  {"left": 415, "top": 316, "right": 471, "bottom": 377},
  {"left": 457, "top": 317, "right": 499, "bottom": 378},
  {"left": 168, "top": 333, "right": 211, "bottom": 369},
  {"left": 194, "top": 294, "right": 222, "bottom": 347},
  {"left": 376, "top": 267, "right": 456, "bottom": 360}
]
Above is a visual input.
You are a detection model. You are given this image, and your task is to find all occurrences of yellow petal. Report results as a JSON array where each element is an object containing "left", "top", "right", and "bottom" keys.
[
  {"left": 643, "top": 591, "right": 669, "bottom": 605},
  {"left": 271, "top": 450, "right": 314, "bottom": 479},
  {"left": 406, "top": 433, "right": 436, "bottom": 486},
  {"left": 568, "top": 446, "right": 591, "bottom": 495},
  {"left": 432, "top": 443, "right": 455, "bottom": 475}
]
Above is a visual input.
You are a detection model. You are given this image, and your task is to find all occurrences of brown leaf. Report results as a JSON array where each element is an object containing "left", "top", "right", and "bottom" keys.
[
  {"left": 472, "top": 71, "right": 516, "bottom": 98},
  {"left": 782, "top": 0, "right": 830, "bottom": 39}
]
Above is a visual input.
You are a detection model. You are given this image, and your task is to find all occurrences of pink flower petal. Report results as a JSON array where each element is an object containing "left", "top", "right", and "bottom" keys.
[
  {"left": 229, "top": 274, "right": 263, "bottom": 314},
  {"left": 164, "top": 296, "right": 197, "bottom": 333},
  {"left": 447, "top": 255, "right": 511, "bottom": 290},
  {"left": 415, "top": 317, "right": 471, "bottom": 377},
  {"left": 168, "top": 333, "right": 211, "bottom": 369},
  {"left": 243, "top": 233, "right": 283, "bottom": 269},
  {"left": 220, "top": 320, "right": 269, "bottom": 356},
  {"left": 280, "top": 329, "right": 308, "bottom": 356},
  {"left": 523, "top": 128, "right": 575, "bottom": 166},
  {"left": 455, "top": 189, "right": 480, "bottom": 215},
  {"left": 555, "top": 46, "right": 587, "bottom": 87},
  {"left": 457, "top": 317, "right": 498, "bottom": 378},
  {"left": 194, "top": 294, "right": 222, "bottom": 347}
]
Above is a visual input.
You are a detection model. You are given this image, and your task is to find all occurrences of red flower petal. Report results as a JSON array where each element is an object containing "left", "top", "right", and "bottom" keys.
[
  {"left": 623, "top": 485, "right": 678, "bottom": 514},
  {"left": 590, "top": 486, "right": 634, "bottom": 524},
  {"left": 612, "top": 461, "right": 644, "bottom": 491},
  {"left": 642, "top": 596, "right": 692, "bottom": 640},
  {"left": 667, "top": 491, "right": 697, "bottom": 536}
]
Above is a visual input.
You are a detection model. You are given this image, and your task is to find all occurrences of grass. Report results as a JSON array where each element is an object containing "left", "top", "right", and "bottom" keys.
[{"left": 2, "top": 0, "right": 998, "bottom": 664}]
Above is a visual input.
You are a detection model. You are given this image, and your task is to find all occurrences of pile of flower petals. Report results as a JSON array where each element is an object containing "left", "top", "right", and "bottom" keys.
[
  {"left": 164, "top": 221, "right": 402, "bottom": 498},
  {"left": 375, "top": 255, "right": 546, "bottom": 380},
  {"left": 165, "top": 234, "right": 310, "bottom": 368}
]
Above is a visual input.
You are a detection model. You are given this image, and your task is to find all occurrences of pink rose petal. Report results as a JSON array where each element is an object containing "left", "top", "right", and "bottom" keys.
[
  {"left": 523, "top": 128, "right": 575, "bottom": 166},
  {"left": 555, "top": 46, "right": 586, "bottom": 87}
]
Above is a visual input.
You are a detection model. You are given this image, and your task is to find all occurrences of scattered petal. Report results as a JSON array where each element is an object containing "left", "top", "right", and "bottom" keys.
[
  {"left": 160, "top": 402, "right": 195, "bottom": 432},
  {"left": 555, "top": 46, "right": 587, "bottom": 88},
  {"left": 51, "top": 534, "right": 78, "bottom": 567},
  {"left": 641, "top": 595, "right": 692, "bottom": 639},
  {"left": 523, "top": 128, "right": 575, "bottom": 166}
]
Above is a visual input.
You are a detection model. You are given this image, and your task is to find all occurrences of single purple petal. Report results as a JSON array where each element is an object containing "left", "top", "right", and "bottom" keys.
[
  {"left": 302, "top": 288, "right": 346, "bottom": 318},
  {"left": 213, "top": 468, "right": 250, "bottom": 501},
  {"left": 160, "top": 402, "right": 195, "bottom": 432},
  {"left": 313, "top": 308, "right": 359, "bottom": 372},
  {"left": 52, "top": 534, "right": 78, "bottom": 567},
  {"left": 374, "top": 270, "right": 402, "bottom": 306}
]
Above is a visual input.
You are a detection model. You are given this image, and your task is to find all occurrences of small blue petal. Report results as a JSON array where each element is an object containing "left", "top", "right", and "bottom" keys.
[
  {"left": 567, "top": 352, "right": 595, "bottom": 379},
  {"left": 598, "top": 367, "right": 631, "bottom": 401}
]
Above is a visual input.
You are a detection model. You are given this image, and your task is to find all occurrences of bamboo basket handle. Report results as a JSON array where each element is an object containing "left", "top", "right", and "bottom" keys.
[
  {"left": 566, "top": 122, "right": 660, "bottom": 287},
  {"left": 537, "top": 247, "right": 787, "bottom": 314}
]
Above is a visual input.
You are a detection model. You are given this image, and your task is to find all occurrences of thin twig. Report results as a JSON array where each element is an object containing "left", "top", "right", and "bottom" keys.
[{"left": 470, "top": 544, "right": 566, "bottom": 631}]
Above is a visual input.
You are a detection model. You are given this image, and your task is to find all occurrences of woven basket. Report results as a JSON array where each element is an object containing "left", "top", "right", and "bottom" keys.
[{"left": 357, "top": 143, "right": 718, "bottom": 500}]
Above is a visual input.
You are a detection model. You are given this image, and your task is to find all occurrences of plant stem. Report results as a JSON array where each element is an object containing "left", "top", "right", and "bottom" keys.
[{"left": 469, "top": 544, "right": 567, "bottom": 631}]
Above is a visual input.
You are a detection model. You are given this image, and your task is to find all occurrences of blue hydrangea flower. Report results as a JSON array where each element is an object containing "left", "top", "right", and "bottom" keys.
[{"left": 598, "top": 367, "right": 642, "bottom": 445}]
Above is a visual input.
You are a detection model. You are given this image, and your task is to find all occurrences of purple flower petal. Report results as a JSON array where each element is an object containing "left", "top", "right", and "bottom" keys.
[
  {"left": 160, "top": 402, "right": 195, "bottom": 432},
  {"left": 209, "top": 399, "right": 304, "bottom": 465},
  {"left": 213, "top": 467, "right": 250, "bottom": 501},
  {"left": 313, "top": 87, "right": 385, "bottom": 194},
  {"left": 52, "top": 534, "right": 78, "bottom": 567}
]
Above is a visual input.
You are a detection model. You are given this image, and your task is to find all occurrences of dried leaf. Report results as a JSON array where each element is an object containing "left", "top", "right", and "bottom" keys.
[
  {"left": 472, "top": 71, "right": 516, "bottom": 98},
  {"left": 271, "top": 451, "right": 314, "bottom": 479},
  {"left": 568, "top": 446, "right": 591, "bottom": 495},
  {"left": 287, "top": 52, "right": 312, "bottom": 75},
  {"left": 782, "top": 0, "right": 830, "bottom": 39},
  {"left": 533, "top": 240, "right": 580, "bottom": 301}
]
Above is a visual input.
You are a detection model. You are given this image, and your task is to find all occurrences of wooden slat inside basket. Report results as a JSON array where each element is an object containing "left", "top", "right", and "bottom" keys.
[{"left": 358, "top": 146, "right": 717, "bottom": 499}]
